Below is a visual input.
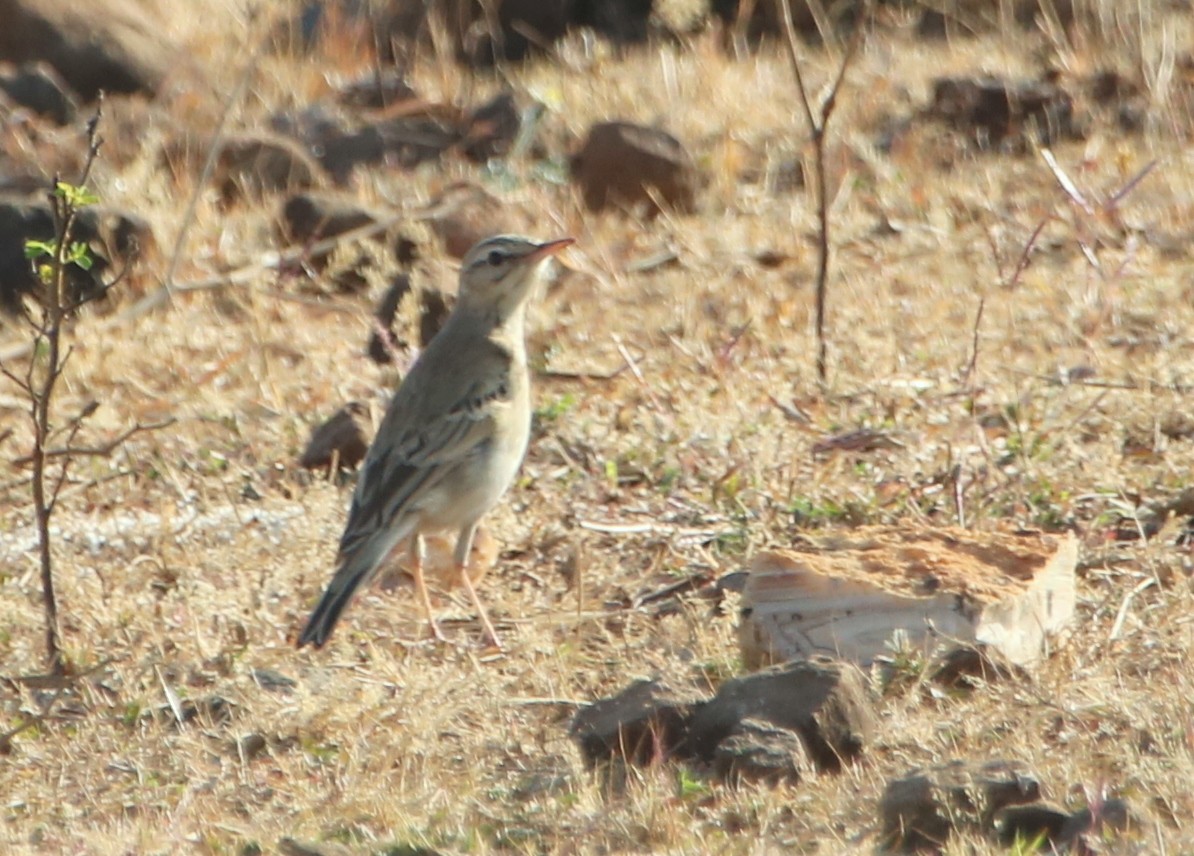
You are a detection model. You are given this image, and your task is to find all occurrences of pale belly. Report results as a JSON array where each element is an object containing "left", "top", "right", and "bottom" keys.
[{"left": 417, "top": 404, "right": 530, "bottom": 533}]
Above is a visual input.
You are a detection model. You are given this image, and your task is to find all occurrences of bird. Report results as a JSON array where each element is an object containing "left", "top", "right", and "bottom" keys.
[{"left": 297, "top": 234, "right": 573, "bottom": 650}]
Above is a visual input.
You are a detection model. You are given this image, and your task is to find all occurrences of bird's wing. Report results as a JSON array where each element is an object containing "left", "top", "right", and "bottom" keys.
[{"left": 337, "top": 354, "right": 512, "bottom": 557}]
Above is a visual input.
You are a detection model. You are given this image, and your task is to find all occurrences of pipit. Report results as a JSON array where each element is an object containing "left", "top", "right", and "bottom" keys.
[{"left": 297, "top": 234, "right": 573, "bottom": 650}]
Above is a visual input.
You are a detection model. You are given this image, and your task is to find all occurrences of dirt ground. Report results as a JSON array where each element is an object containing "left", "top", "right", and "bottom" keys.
[{"left": 2, "top": 1, "right": 1193, "bottom": 853}]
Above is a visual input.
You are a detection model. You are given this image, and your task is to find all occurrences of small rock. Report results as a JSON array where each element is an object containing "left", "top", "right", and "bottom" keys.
[
  {"left": 685, "top": 656, "right": 874, "bottom": 771},
  {"left": 454, "top": 0, "right": 572, "bottom": 66},
  {"left": 215, "top": 133, "right": 325, "bottom": 202},
  {"left": 994, "top": 802, "right": 1072, "bottom": 847},
  {"left": 928, "top": 75, "right": 1077, "bottom": 148},
  {"left": 278, "top": 838, "right": 355, "bottom": 856},
  {"left": 236, "top": 732, "right": 268, "bottom": 760},
  {"left": 280, "top": 191, "right": 380, "bottom": 246},
  {"left": 335, "top": 68, "right": 417, "bottom": 109},
  {"left": 710, "top": 0, "right": 819, "bottom": 41},
  {"left": 0, "top": 195, "right": 111, "bottom": 316},
  {"left": 368, "top": 273, "right": 413, "bottom": 365},
  {"left": 251, "top": 667, "right": 297, "bottom": 692},
  {"left": 570, "top": 679, "right": 703, "bottom": 767},
  {"left": 326, "top": 250, "right": 376, "bottom": 295},
  {"left": 394, "top": 234, "right": 419, "bottom": 267},
  {"left": 1060, "top": 797, "right": 1140, "bottom": 845},
  {"left": 571, "top": 121, "right": 698, "bottom": 215},
  {"left": 715, "top": 0, "right": 869, "bottom": 47},
  {"left": 156, "top": 695, "right": 235, "bottom": 728},
  {"left": 0, "top": 0, "right": 183, "bottom": 99},
  {"left": 461, "top": 91, "right": 522, "bottom": 162},
  {"left": 0, "top": 61, "right": 78, "bottom": 124},
  {"left": 299, "top": 401, "right": 371, "bottom": 472},
  {"left": 915, "top": 0, "right": 1076, "bottom": 37},
  {"left": 929, "top": 644, "right": 1027, "bottom": 689},
  {"left": 580, "top": 0, "right": 655, "bottom": 44},
  {"left": 425, "top": 182, "right": 526, "bottom": 259},
  {"left": 269, "top": 103, "right": 384, "bottom": 184},
  {"left": 712, "top": 719, "right": 811, "bottom": 786},
  {"left": 879, "top": 759, "right": 1042, "bottom": 851},
  {"left": 375, "top": 112, "right": 461, "bottom": 169}
]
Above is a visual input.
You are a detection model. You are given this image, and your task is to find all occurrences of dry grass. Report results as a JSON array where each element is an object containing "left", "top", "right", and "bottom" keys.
[{"left": 2, "top": 1, "right": 1194, "bottom": 853}]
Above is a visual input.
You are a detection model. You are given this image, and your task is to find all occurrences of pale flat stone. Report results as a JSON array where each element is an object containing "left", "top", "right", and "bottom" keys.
[{"left": 739, "top": 527, "right": 1077, "bottom": 668}]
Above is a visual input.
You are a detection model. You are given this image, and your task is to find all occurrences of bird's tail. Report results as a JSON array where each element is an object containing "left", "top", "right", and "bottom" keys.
[{"left": 297, "top": 526, "right": 408, "bottom": 649}]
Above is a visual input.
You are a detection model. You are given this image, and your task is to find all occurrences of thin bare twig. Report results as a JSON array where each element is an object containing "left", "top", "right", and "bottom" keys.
[
  {"left": 777, "top": 0, "right": 870, "bottom": 386},
  {"left": 961, "top": 296, "right": 985, "bottom": 388},
  {"left": 13, "top": 419, "right": 176, "bottom": 467}
]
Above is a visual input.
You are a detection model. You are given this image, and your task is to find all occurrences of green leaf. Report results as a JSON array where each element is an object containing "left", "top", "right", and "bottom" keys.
[
  {"left": 55, "top": 181, "right": 98, "bottom": 207},
  {"left": 67, "top": 242, "right": 93, "bottom": 269},
  {"left": 24, "top": 239, "right": 55, "bottom": 260}
]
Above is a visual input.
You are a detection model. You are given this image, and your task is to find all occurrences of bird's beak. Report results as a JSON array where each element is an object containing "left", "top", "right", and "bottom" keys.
[{"left": 526, "top": 237, "right": 575, "bottom": 263}]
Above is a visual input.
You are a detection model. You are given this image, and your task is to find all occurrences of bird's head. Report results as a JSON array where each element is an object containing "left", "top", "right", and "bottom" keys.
[{"left": 456, "top": 234, "right": 574, "bottom": 321}]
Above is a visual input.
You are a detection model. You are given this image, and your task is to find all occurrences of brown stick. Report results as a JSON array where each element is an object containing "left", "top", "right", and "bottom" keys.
[{"left": 776, "top": 0, "right": 870, "bottom": 386}]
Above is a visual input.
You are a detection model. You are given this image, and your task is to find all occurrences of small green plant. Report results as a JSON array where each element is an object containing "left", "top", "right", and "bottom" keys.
[
  {"left": 876, "top": 629, "right": 929, "bottom": 696},
  {"left": 0, "top": 108, "right": 114, "bottom": 673},
  {"left": 534, "top": 392, "right": 576, "bottom": 423},
  {"left": 676, "top": 767, "right": 711, "bottom": 801}
]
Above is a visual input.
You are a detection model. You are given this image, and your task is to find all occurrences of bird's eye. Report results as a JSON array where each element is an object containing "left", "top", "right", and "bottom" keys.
[{"left": 487, "top": 250, "right": 504, "bottom": 267}]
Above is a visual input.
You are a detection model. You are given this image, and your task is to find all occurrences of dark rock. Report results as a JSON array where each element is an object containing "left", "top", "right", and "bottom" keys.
[
  {"left": 929, "top": 644, "right": 1027, "bottom": 689},
  {"left": 0, "top": 0, "right": 181, "bottom": 100},
  {"left": 280, "top": 192, "right": 380, "bottom": 246},
  {"left": 236, "top": 732, "right": 268, "bottom": 760},
  {"left": 454, "top": 0, "right": 574, "bottom": 66},
  {"left": 1088, "top": 69, "right": 1139, "bottom": 105},
  {"left": 577, "top": 0, "right": 654, "bottom": 44},
  {"left": 712, "top": 719, "right": 811, "bottom": 786},
  {"left": 915, "top": 9, "right": 949, "bottom": 38},
  {"left": 916, "top": 1, "right": 1076, "bottom": 38},
  {"left": 570, "top": 679, "right": 703, "bottom": 767},
  {"left": 0, "top": 172, "right": 48, "bottom": 196},
  {"left": 299, "top": 401, "right": 371, "bottom": 471},
  {"left": 365, "top": 0, "right": 658, "bottom": 65},
  {"left": 879, "top": 759, "right": 1042, "bottom": 851},
  {"left": 426, "top": 183, "right": 526, "bottom": 259},
  {"left": 368, "top": 274, "right": 412, "bottom": 364},
  {"left": 335, "top": 68, "right": 417, "bottom": 110},
  {"left": 282, "top": 104, "right": 461, "bottom": 181},
  {"left": 1059, "top": 798, "right": 1140, "bottom": 846},
  {"left": 929, "top": 75, "right": 1077, "bottom": 148},
  {"left": 97, "top": 207, "right": 154, "bottom": 265},
  {"left": 994, "top": 802, "right": 1072, "bottom": 847},
  {"left": 373, "top": 114, "right": 460, "bottom": 168},
  {"left": 315, "top": 124, "right": 386, "bottom": 184},
  {"left": 0, "top": 195, "right": 138, "bottom": 315},
  {"left": 251, "top": 667, "right": 297, "bottom": 692},
  {"left": 712, "top": 0, "right": 866, "bottom": 43},
  {"left": 461, "top": 92, "right": 522, "bottom": 162},
  {"left": 394, "top": 235, "right": 419, "bottom": 267},
  {"left": 155, "top": 694, "right": 235, "bottom": 727},
  {"left": 685, "top": 656, "right": 874, "bottom": 771},
  {"left": 322, "top": 257, "right": 368, "bottom": 293},
  {"left": 268, "top": 104, "right": 378, "bottom": 185},
  {"left": 0, "top": 61, "right": 77, "bottom": 124},
  {"left": 215, "top": 133, "right": 325, "bottom": 202},
  {"left": 571, "top": 121, "right": 698, "bottom": 215}
]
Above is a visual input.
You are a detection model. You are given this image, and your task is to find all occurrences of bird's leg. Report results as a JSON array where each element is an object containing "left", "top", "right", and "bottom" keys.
[
  {"left": 410, "top": 533, "right": 445, "bottom": 642},
  {"left": 456, "top": 523, "right": 501, "bottom": 649}
]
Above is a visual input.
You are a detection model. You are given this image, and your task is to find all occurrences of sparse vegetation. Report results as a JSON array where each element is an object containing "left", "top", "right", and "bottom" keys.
[
  {"left": 1, "top": 116, "right": 106, "bottom": 673},
  {"left": 0, "top": 0, "right": 1192, "bottom": 853}
]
